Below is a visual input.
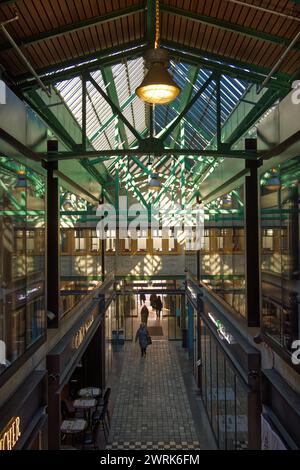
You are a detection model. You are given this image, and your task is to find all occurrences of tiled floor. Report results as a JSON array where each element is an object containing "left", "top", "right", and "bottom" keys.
[{"left": 106, "top": 338, "right": 202, "bottom": 450}]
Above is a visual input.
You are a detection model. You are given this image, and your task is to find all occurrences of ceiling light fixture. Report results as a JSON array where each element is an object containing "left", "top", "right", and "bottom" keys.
[
  {"left": 148, "top": 173, "right": 161, "bottom": 191},
  {"left": 265, "top": 168, "right": 281, "bottom": 191},
  {"left": 15, "top": 170, "right": 27, "bottom": 189},
  {"left": 136, "top": 1, "right": 181, "bottom": 105}
]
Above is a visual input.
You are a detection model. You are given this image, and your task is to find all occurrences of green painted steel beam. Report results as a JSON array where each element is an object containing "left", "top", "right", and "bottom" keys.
[
  {"left": 0, "top": 5, "right": 145, "bottom": 53},
  {"left": 88, "top": 73, "right": 142, "bottom": 143},
  {"left": 89, "top": 156, "right": 118, "bottom": 165},
  {"left": 159, "top": 73, "right": 216, "bottom": 141},
  {"left": 22, "top": 89, "right": 115, "bottom": 201},
  {"left": 80, "top": 159, "right": 113, "bottom": 204},
  {"left": 146, "top": 0, "right": 156, "bottom": 48},
  {"left": 43, "top": 148, "right": 260, "bottom": 160},
  {"left": 15, "top": 41, "right": 147, "bottom": 91},
  {"left": 90, "top": 92, "right": 136, "bottom": 143},
  {"left": 161, "top": 5, "right": 300, "bottom": 51},
  {"left": 101, "top": 66, "right": 129, "bottom": 148},
  {"left": 161, "top": 41, "right": 291, "bottom": 87},
  {"left": 153, "top": 159, "right": 180, "bottom": 206},
  {"left": 153, "top": 155, "right": 170, "bottom": 171},
  {"left": 119, "top": 158, "right": 149, "bottom": 208},
  {"left": 180, "top": 121, "right": 186, "bottom": 207},
  {"left": 131, "top": 155, "right": 152, "bottom": 175}
]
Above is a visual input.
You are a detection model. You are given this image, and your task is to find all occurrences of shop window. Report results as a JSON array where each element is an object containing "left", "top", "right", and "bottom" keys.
[
  {"left": 105, "top": 229, "right": 116, "bottom": 252},
  {"left": 15, "top": 229, "right": 25, "bottom": 253},
  {"left": 26, "top": 230, "right": 35, "bottom": 253},
  {"left": 75, "top": 229, "right": 86, "bottom": 252},
  {"left": 185, "top": 227, "right": 197, "bottom": 252},
  {"left": 262, "top": 229, "right": 274, "bottom": 250},
  {"left": 168, "top": 228, "right": 177, "bottom": 252},
  {"left": 90, "top": 229, "right": 100, "bottom": 252},
  {"left": 202, "top": 229, "right": 210, "bottom": 252},
  {"left": 152, "top": 229, "right": 162, "bottom": 252},
  {"left": 61, "top": 230, "right": 69, "bottom": 254}
]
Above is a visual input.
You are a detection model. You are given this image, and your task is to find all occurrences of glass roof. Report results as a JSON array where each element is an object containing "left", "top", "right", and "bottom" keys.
[{"left": 54, "top": 56, "right": 249, "bottom": 205}]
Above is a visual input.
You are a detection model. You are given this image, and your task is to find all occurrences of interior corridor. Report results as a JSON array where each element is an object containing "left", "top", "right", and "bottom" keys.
[{"left": 106, "top": 335, "right": 214, "bottom": 450}]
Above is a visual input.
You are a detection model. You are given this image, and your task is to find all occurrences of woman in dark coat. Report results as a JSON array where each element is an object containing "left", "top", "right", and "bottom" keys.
[
  {"left": 135, "top": 323, "right": 149, "bottom": 357},
  {"left": 156, "top": 295, "right": 163, "bottom": 319},
  {"left": 150, "top": 293, "right": 157, "bottom": 310},
  {"left": 140, "top": 305, "right": 149, "bottom": 325},
  {"left": 140, "top": 292, "right": 146, "bottom": 306}
]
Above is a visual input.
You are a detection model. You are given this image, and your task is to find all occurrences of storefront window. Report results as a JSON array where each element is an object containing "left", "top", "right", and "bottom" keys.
[
  {"left": 60, "top": 190, "right": 101, "bottom": 316},
  {"left": 260, "top": 157, "right": 299, "bottom": 355},
  {"left": 200, "top": 321, "right": 249, "bottom": 449},
  {"left": 0, "top": 158, "right": 46, "bottom": 374},
  {"left": 200, "top": 186, "right": 246, "bottom": 318}
]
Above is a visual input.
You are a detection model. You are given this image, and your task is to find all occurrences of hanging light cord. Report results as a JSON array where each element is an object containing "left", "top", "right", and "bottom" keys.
[{"left": 154, "top": 0, "right": 160, "bottom": 49}]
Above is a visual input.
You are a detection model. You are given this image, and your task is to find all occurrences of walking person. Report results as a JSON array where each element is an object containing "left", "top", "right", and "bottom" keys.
[
  {"left": 140, "top": 305, "right": 149, "bottom": 325},
  {"left": 135, "top": 323, "right": 150, "bottom": 357},
  {"left": 156, "top": 295, "right": 163, "bottom": 319},
  {"left": 140, "top": 292, "right": 146, "bottom": 306},
  {"left": 150, "top": 293, "right": 157, "bottom": 311}
]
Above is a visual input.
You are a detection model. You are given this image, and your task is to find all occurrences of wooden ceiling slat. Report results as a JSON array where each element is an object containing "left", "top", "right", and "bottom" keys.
[
  {"left": 0, "top": 0, "right": 299, "bottom": 80},
  {"left": 41, "top": 0, "right": 60, "bottom": 29},
  {"left": 57, "top": 0, "right": 74, "bottom": 24},
  {"left": 75, "top": 0, "right": 88, "bottom": 22},
  {"left": 232, "top": 35, "right": 253, "bottom": 63},
  {"left": 74, "top": 29, "right": 90, "bottom": 56},
  {"left": 172, "top": 14, "right": 182, "bottom": 44},
  {"left": 87, "top": 24, "right": 102, "bottom": 54},
  {"left": 94, "top": 24, "right": 109, "bottom": 50},
  {"left": 120, "top": 16, "right": 130, "bottom": 43},
  {"left": 126, "top": 13, "right": 135, "bottom": 42},
  {"left": 189, "top": 19, "right": 200, "bottom": 49},
  {"left": 284, "top": 50, "right": 300, "bottom": 75},
  {"left": 52, "top": 35, "right": 72, "bottom": 62},
  {"left": 136, "top": 10, "right": 143, "bottom": 39},
  {"left": 211, "top": 28, "right": 227, "bottom": 56},
  {"left": 1, "top": 50, "right": 21, "bottom": 74},
  {"left": 108, "top": 19, "right": 119, "bottom": 47}
]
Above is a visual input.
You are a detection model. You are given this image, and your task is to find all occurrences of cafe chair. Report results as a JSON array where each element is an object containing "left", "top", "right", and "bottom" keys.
[
  {"left": 91, "top": 402, "right": 110, "bottom": 443},
  {"left": 61, "top": 399, "right": 75, "bottom": 419},
  {"left": 82, "top": 422, "right": 100, "bottom": 450},
  {"left": 96, "top": 387, "right": 111, "bottom": 410}
]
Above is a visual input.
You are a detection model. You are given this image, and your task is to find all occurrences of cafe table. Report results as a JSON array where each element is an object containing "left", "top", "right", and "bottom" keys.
[
  {"left": 78, "top": 387, "right": 101, "bottom": 399},
  {"left": 60, "top": 418, "right": 87, "bottom": 446},
  {"left": 73, "top": 398, "right": 97, "bottom": 426}
]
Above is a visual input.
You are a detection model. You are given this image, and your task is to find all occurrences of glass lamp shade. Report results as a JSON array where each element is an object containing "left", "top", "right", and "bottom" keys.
[
  {"left": 136, "top": 62, "right": 181, "bottom": 105},
  {"left": 265, "top": 177, "right": 281, "bottom": 191},
  {"left": 148, "top": 173, "right": 161, "bottom": 191},
  {"left": 15, "top": 171, "right": 27, "bottom": 189},
  {"left": 265, "top": 169, "right": 281, "bottom": 191},
  {"left": 222, "top": 194, "right": 232, "bottom": 208}
]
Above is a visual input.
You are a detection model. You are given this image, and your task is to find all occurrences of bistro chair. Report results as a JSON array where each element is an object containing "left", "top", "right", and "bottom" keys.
[
  {"left": 94, "top": 387, "right": 111, "bottom": 426},
  {"left": 82, "top": 422, "right": 100, "bottom": 450},
  {"left": 61, "top": 399, "right": 75, "bottom": 419},
  {"left": 96, "top": 387, "right": 111, "bottom": 410},
  {"left": 91, "top": 402, "right": 110, "bottom": 443}
]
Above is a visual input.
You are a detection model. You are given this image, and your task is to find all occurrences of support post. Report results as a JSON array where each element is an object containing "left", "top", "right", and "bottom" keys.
[
  {"left": 245, "top": 157, "right": 260, "bottom": 327},
  {"left": 46, "top": 159, "right": 60, "bottom": 328}
]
